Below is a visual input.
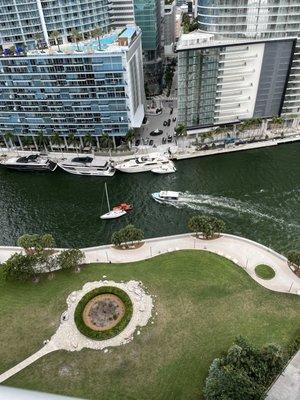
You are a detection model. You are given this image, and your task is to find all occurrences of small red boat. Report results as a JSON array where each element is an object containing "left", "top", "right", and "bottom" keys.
[{"left": 113, "top": 203, "right": 133, "bottom": 212}]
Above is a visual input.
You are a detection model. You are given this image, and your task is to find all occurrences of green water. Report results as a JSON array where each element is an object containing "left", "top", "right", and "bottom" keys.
[{"left": 0, "top": 143, "right": 299, "bottom": 252}]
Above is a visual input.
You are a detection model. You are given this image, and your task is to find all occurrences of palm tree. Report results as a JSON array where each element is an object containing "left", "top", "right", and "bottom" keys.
[
  {"left": 49, "top": 30, "right": 61, "bottom": 52},
  {"left": 37, "top": 131, "right": 48, "bottom": 152},
  {"left": 125, "top": 128, "right": 135, "bottom": 149},
  {"left": 33, "top": 33, "right": 42, "bottom": 50},
  {"left": 51, "top": 132, "right": 62, "bottom": 151},
  {"left": 70, "top": 29, "right": 81, "bottom": 52},
  {"left": 84, "top": 133, "right": 93, "bottom": 148},
  {"left": 91, "top": 27, "right": 102, "bottom": 50},
  {"left": 67, "top": 133, "right": 79, "bottom": 153},
  {"left": 99, "top": 133, "right": 113, "bottom": 149},
  {"left": 4, "top": 132, "right": 14, "bottom": 149}
]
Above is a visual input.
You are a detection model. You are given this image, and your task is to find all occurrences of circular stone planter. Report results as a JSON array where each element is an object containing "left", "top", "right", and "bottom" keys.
[
  {"left": 74, "top": 287, "right": 133, "bottom": 340},
  {"left": 255, "top": 264, "right": 276, "bottom": 280}
]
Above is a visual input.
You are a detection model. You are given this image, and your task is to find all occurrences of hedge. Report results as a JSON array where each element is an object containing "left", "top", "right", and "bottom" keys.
[
  {"left": 255, "top": 264, "right": 276, "bottom": 280},
  {"left": 74, "top": 286, "right": 133, "bottom": 340}
]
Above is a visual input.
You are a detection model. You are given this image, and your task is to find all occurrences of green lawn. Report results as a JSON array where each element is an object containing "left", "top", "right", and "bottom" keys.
[
  {"left": 0, "top": 250, "right": 299, "bottom": 400},
  {"left": 255, "top": 264, "right": 276, "bottom": 280}
]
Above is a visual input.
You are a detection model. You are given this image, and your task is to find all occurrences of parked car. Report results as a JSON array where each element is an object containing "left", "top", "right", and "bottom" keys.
[
  {"left": 167, "top": 135, "right": 173, "bottom": 143},
  {"left": 149, "top": 139, "right": 154, "bottom": 146},
  {"left": 172, "top": 117, "right": 176, "bottom": 122},
  {"left": 162, "top": 137, "right": 167, "bottom": 144},
  {"left": 170, "top": 108, "right": 173, "bottom": 115},
  {"left": 167, "top": 119, "right": 171, "bottom": 127},
  {"left": 135, "top": 139, "right": 140, "bottom": 146},
  {"left": 143, "top": 138, "right": 149, "bottom": 145},
  {"left": 163, "top": 121, "right": 168, "bottom": 127},
  {"left": 142, "top": 116, "right": 147, "bottom": 124}
]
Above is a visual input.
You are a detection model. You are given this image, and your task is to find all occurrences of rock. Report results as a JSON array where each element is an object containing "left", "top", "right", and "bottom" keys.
[
  {"left": 103, "top": 349, "right": 108, "bottom": 353},
  {"left": 137, "top": 330, "right": 141, "bottom": 335}
]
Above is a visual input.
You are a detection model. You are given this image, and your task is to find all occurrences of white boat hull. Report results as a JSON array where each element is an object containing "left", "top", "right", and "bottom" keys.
[
  {"left": 151, "top": 165, "right": 176, "bottom": 174},
  {"left": 58, "top": 163, "right": 115, "bottom": 177},
  {"left": 100, "top": 210, "right": 127, "bottom": 219}
]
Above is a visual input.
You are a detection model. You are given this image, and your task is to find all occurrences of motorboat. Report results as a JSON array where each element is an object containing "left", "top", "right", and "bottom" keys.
[
  {"left": 151, "top": 162, "right": 176, "bottom": 174},
  {"left": 100, "top": 183, "right": 131, "bottom": 220},
  {"left": 116, "top": 154, "right": 173, "bottom": 173},
  {"left": 58, "top": 156, "right": 115, "bottom": 176},
  {"left": 1, "top": 154, "right": 57, "bottom": 172},
  {"left": 152, "top": 191, "right": 180, "bottom": 203}
]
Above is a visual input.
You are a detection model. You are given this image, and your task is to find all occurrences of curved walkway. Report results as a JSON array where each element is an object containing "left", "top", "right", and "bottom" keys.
[
  {"left": 82, "top": 233, "right": 300, "bottom": 296},
  {"left": 0, "top": 233, "right": 299, "bottom": 295}
]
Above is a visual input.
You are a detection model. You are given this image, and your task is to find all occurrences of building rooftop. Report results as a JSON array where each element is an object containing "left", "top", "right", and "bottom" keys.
[
  {"left": 1, "top": 26, "right": 140, "bottom": 58},
  {"left": 176, "top": 30, "right": 297, "bottom": 51}
]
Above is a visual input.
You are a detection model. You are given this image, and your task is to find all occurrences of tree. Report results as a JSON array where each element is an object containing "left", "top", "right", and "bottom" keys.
[
  {"left": 84, "top": 133, "right": 93, "bottom": 147},
  {"left": 57, "top": 249, "right": 84, "bottom": 272},
  {"left": 287, "top": 250, "right": 300, "bottom": 271},
  {"left": 50, "top": 30, "right": 61, "bottom": 52},
  {"left": 51, "top": 132, "right": 62, "bottom": 150},
  {"left": 204, "top": 336, "right": 285, "bottom": 400},
  {"left": 175, "top": 123, "right": 187, "bottom": 137},
  {"left": 2, "top": 253, "right": 36, "bottom": 282},
  {"left": 70, "top": 29, "right": 81, "bottom": 52},
  {"left": 33, "top": 33, "right": 42, "bottom": 50},
  {"left": 100, "top": 133, "right": 113, "bottom": 149},
  {"left": 125, "top": 129, "right": 135, "bottom": 148},
  {"left": 91, "top": 26, "right": 103, "bottom": 50},
  {"left": 111, "top": 225, "right": 144, "bottom": 248},
  {"left": 37, "top": 131, "right": 48, "bottom": 152},
  {"left": 67, "top": 133, "right": 79, "bottom": 151},
  {"left": 188, "top": 215, "right": 225, "bottom": 239},
  {"left": 4, "top": 132, "right": 14, "bottom": 148},
  {"left": 39, "top": 234, "right": 56, "bottom": 250},
  {"left": 17, "top": 234, "right": 40, "bottom": 254}
]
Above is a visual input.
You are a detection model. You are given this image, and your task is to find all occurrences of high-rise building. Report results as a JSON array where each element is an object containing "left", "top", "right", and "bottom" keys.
[
  {"left": 177, "top": 32, "right": 295, "bottom": 128},
  {"left": 109, "top": 0, "right": 135, "bottom": 28},
  {"left": 0, "top": 27, "right": 145, "bottom": 140},
  {"left": 0, "top": 0, "right": 110, "bottom": 50},
  {"left": 133, "top": 0, "right": 163, "bottom": 94},
  {"left": 196, "top": 0, "right": 300, "bottom": 117},
  {"left": 163, "top": 0, "right": 176, "bottom": 56}
]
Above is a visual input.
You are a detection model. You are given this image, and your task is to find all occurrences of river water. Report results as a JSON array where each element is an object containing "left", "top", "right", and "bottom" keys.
[{"left": 0, "top": 143, "right": 299, "bottom": 253}]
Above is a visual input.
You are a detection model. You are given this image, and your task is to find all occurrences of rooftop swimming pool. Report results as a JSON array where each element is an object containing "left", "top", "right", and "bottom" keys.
[{"left": 67, "top": 33, "right": 118, "bottom": 52}]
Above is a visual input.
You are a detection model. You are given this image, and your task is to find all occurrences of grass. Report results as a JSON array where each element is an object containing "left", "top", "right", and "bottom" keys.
[
  {"left": 255, "top": 264, "right": 276, "bottom": 280},
  {"left": 0, "top": 250, "right": 299, "bottom": 400}
]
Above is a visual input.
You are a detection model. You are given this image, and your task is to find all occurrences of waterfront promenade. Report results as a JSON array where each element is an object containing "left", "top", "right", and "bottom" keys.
[{"left": 0, "top": 233, "right": 299, "bottom": 296}]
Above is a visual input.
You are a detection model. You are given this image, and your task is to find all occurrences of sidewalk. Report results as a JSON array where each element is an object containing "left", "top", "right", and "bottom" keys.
[{"left": 1, "top": 233, "right": 298, "bottom": 296}]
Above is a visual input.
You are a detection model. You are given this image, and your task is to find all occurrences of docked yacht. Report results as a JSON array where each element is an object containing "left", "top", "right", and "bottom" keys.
[
  {"left": 151, "top": 161, "right": 176, "bottom": 174},
  {"left": 58, "top": 156, "right": 115, "bottom": 177},
  {"left": 152, "top": 191, "right": 180, "bottom": 203},
  {"left": 116, "top": 154, "right": 174, "bottom": 173},
  {"left": 1, "top": 154, "right": 57, "bottom": 172}
]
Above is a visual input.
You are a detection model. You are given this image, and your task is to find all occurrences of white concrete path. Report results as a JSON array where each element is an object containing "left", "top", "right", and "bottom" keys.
[{"left": 0, "top": 233, "right": 299, "bottom": 295}]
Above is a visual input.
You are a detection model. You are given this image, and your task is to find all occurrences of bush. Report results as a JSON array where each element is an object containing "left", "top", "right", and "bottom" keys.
[
  {"left": 188, "top": 215, "right": 225, "bottom": 239},
  {"left": 74, "top": 286, "right": 133, "bottom": 340},
  {"left": 17, "top": 233, "right": 55, "bottom": 254},
  {"left": 204, "top": 336, "right": 285, "bottom": 400},
  {"left": 255, "top": 264, "right": 275, "bottom": 280},
  {"left": 111, "top": 224, "right": 144, "bottom": 248},
  {"left": 2, "top": 253, "right": 36, "bottom": 282},
  {"left": 287, "top": 250, "right": 300, "bottom": 271},
  {"left": 57, "top": 249, "right": 84, "bottom": 271}
]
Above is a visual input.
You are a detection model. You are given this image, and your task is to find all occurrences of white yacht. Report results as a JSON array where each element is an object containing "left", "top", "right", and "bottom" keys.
[
  {"left": 1, "top": 154, "right": 57, "bottom": 172},
  {"left": 100, "top": 183, "right": 132, "bottom": 220},
  {"left": 116, "top": 154, "right": 174, "bottom": 174},
  {"left": 152, "top": 191, "right": 180, "bottom": 203},
  {"left": 58, "top": 156, "right": 115, "bottom": 177},
  {"left": 151, "top": 162, "right": 176, "bottom": 174}
]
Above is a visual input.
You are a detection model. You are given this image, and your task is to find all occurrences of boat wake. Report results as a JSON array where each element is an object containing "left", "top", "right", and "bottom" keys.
[{"left": 162, "top": 191, "right": 300, "bottom": 229}]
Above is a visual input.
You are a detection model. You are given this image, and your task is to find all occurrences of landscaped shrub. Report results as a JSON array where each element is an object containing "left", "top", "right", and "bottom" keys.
[
  {"left": 204, "top": 336, "right": 285, "bottom": 400},
  {"left": 2, "top": 253, "right": 36, "bottom": 282},
  {"left": 188, "top": 215, "right": 225, "bottom": 239},
  {"left": 74, "top": 286, "right": 133, "bottom": 340},
  {"left": 57, "top": 249, "right": 84, "bottom": 271},
  {"left": 255, "top": 264, "right": 275, "bottom": 280},
  {"left": 111, "top": 224, "right": 144, "bottom": 248}
]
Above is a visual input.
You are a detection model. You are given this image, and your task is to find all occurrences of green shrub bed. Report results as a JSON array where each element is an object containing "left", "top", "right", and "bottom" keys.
[
  {"left": 74, "top": 286, "right": 133, "bottom": 340},
  {"left": 255, "top": 264, "right": 276, "bottom": 280}
]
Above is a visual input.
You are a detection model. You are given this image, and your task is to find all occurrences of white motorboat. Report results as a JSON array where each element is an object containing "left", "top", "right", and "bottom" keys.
[
  {"left": 58, "top": 156, "right": 115, "bottom": 176},
  {"left": 151, "top": 162, "right": 176, "bottom": 174},
  {"left": 116, "top": 154, "right": 173, "bottom": 173},
  {"left": 100, "top": 182, "right": 129, "bottom": 220},
  {"left": 1, "top": 154, "right": 57, "bottom": 172},
  {"left": 152, "top": 191, "right": 180, "bottom": 203}
]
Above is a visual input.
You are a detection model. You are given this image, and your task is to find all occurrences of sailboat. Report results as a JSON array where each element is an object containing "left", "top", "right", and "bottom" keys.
[{"left": 100, "top": 182, "right": 128, "bottom": 220}]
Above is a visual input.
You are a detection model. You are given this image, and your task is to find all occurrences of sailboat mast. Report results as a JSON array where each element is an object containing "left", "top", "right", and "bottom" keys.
[{"left": 105, "top": 182, "right": 110, "bottom": 211}]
